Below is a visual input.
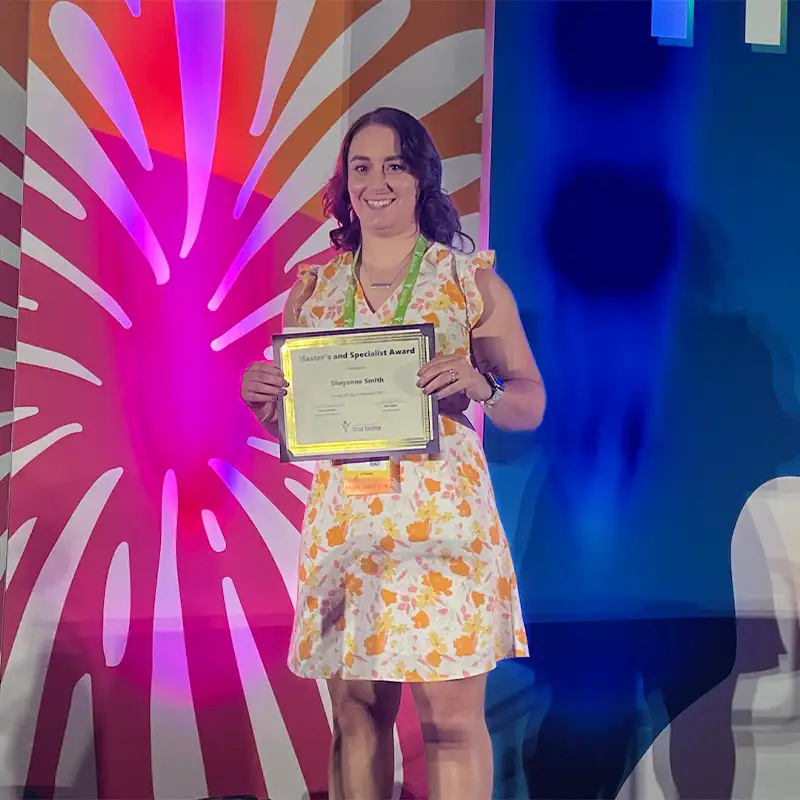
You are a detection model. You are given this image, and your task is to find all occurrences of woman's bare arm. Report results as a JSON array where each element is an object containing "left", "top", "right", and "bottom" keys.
[
  {"left": 471, "top": 269, "right": 545, "bottom": 431},
  {"left": 254, "top": 274, "right": 316, "bottom": 437}
]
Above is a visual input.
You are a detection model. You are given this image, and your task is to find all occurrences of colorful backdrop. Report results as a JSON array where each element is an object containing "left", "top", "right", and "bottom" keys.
[
  {"left": 0, "top": 1, "right": 490, "bottom": 798},
  {"left": 0, "top": 0, "right": 28, "bottom": 635},
  {"left": 4, "top": 0, "right": 800, "bottom": 799}
]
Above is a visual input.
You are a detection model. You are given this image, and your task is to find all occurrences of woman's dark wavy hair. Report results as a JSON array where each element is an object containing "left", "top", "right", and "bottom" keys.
[{"left": 322, "top": 107, "right": 475, "bottom": 254}]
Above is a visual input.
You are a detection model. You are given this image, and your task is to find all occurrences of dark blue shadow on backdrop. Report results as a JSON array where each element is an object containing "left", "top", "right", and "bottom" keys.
[{"left": 485, "top": 1, "right": 800, "bottom": 798}]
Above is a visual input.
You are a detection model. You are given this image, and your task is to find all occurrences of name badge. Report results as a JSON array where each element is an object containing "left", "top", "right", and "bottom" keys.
[{"left": 342, "top": 459, "right": 399, "bottom": 496}]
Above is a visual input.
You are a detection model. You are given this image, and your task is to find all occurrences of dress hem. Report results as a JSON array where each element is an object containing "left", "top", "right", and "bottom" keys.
[{"left": 287, "top": 650, "right": 529, "bottom": 683}]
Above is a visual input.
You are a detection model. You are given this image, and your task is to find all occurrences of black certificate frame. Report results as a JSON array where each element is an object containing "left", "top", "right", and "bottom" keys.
[{"left": 272, "top": 323, "right": 440, "bottom": 463}]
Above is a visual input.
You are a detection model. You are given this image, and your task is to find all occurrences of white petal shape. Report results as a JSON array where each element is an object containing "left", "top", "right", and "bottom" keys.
[
  {"left": 0, "top": 531, "right": 6, "bottom": 581},
  {"left": 263, "top": 345, "right": 273, "bottom": 361},
  {"left": 221, "top": 577, "right": 307, "bottom": 798},
  {"left": 392, "top": 729, "right": 404, "bottom": 800},
  {"left": 0, "top": 422, "right": 82, "bottom": 481},
  {"left": 123, "top": 0, "right": 141, "bottom": 17},
  {"left": 0, "top": 348, "right": 15, "bottom": 369},
  {"left": 0, "top": 234, "right": 21, "bottom": 268},
  {"left": 283, "top": 219, "right": 335, "bottom": 273},
  {"left": 441, "top": 154, "right": 481, "bottom": 196},
  {"left": 0, "top": 301, "right": 17, "bottom": 319},
  {"left": 247, "top": 436, "right": 315, "bottom": 474},
  {"left": 26, "top": 63, "right": 169, "bottom": 284},
  {"left": 6, "top": 517, "right": 37, "bottom": 586},
  {"left": 0, "top": 406, "right": 38, "bottom": 429},
  {"left": 0, "top": 66, "right": 26, "bottom": 151},
  {"left": 173, "top": 0, "right": 225, "bottom": 258},
  {"left": 103, "top": 541, "right": 131, "bottom": 667},
  {"left": 49, "top": 2, "right": 153, "bottom": 170},
  {"left": 212, "top": 30, "right": 485, "bottom": 310},
  {"left": 209, "top": 459, "right": 300, "bottom": 601},
  {"left": 459, "top": 212, "right": 479, "bottom": 248},
  {"left": 54, "top": 674, "right": 98, "bottom": 800},
  {"left": 19, "top": 296, "right": 38, "bottom": 311},
  {"left": 150, "top": 470, "right": 208, "bottom": 800},
  {"left": 284, "top": 477, "right": 309, "bottom": 504},
  {"left": 22, "top": 229, "right": 132, "bottom": 328},
  {"left": 24, "top": 155, "right": 87, "bottom": 220},
  {"left": 17, "top": 342, "right": 102, "bottom": 385},
  {"left": 210, "top": 289, "right": 289, "bottom": 352},
  {"left": 15, "top": 405, "right": 39, "bottom": 422},
  {"left": 0, "top": 160, "right": 23, "bottom": 203},
  {"left": 249, "top": 0, "right": 315, "bottom": 138},
  {"left": 236, "top": 0, "right": 410, "bottom": 217},
  {"left": 201, "top": 508, "right": 225, "bottom": 552},
  {"left": 0, "top": 468, "right": 122, "bottom": 792}
]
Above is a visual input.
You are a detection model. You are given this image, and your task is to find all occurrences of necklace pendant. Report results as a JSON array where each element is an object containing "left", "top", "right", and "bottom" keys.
[{"left": 371, "top": 281, "right": 392, "bottom": 288}]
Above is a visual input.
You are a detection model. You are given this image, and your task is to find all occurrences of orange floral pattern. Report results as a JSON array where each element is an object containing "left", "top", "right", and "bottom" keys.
[{"left": 287, "top": 243, "right": 528, "bottom": 682}]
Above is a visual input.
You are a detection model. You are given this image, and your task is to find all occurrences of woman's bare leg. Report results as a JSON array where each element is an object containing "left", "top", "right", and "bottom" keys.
[
  {"left": 327, "top": 676, "right": 402, "bottom": 799},
  {"left": 328, "top": 719, "right": 343, "bottom": 800},
  {"left": 411, "top": 673, "right": 493, "bottom": 800}
]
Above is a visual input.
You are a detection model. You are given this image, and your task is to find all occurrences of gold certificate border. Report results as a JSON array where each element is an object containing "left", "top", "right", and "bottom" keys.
[{"left": 273, "top": 323, "right": 439, "bottom": 462}]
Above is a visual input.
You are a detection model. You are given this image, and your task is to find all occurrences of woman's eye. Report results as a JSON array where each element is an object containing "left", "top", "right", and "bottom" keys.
[{"left": 387, "top": 163, "right": 405, "bottom": 172}]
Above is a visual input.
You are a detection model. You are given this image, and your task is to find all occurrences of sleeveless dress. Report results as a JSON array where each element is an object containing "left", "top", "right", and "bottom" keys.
[{"left": 287, "top": 241, "right": 528, "bottom": 682}]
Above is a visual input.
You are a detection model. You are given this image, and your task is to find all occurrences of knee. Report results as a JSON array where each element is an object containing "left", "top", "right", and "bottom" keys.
[
  {"left": 415, "top": 691, "right": 486, "bottom": 746},
  {"left": 331, "top": 681, "right": 400, "bottom": 736}
]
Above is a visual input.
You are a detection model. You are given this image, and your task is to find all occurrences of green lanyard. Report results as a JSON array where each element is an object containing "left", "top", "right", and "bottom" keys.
[{"left": 343, "top": 235, "right": 428, "bottom": 328}]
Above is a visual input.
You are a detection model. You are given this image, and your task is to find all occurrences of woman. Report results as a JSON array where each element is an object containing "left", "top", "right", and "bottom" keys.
[{"left": 240, "top": 107, "right": 545, "bottom": 800}]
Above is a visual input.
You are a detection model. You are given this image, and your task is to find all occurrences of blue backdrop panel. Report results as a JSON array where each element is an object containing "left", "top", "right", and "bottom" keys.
[{"left": 486, "top": 1, "right": 800, "bottom": 797}]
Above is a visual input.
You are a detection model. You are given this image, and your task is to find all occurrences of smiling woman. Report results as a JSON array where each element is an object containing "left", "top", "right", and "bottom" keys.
[
  {"left": 325, "top": 107, "right": 470, "bottom": 260},
  {"left": 240, "top": 107, "right": 546, "bottom": 800}
]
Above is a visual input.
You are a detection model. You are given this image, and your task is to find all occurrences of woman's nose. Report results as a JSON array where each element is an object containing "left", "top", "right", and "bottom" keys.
[{"left": 366, "top": 171, "right": 389, "bottom": 189}]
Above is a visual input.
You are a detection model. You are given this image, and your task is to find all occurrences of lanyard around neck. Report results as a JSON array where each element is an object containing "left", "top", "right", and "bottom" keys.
[{"left": 343, "top": 235, "right": 428, "bottom": 328}]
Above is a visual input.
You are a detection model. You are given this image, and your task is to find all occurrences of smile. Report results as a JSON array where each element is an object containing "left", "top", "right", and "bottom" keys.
[{"left": 365, "top": 198, "right": 394, "bottom": 208}]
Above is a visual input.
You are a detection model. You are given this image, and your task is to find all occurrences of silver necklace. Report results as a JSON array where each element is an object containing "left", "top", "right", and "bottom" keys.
[{"left": 361, "top": 247, "right": 415, "bottom": 289}]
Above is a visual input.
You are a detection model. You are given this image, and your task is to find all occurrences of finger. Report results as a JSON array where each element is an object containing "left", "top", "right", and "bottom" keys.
[
  {"left": 243, "top": 383, "right": 283, "bottom": 398},
  {"left": 247, "top": 364, "right": 286, "bottom": 382},
  {"left": 242, "top": 392, "right": 278, "bottom": 407},
  {"left": 417, "top": 370, "right": 445, "bottom": 390},
  {"left": 417, "top": 361, "right": 460, "bottom": 389},
  {"left": 250, "top": 369, "right": 286, "bottom": 383},
  {"left": 249, "top": 372, "right": 288, "bottom": 388},
  {"left": 421, "top": 372, "right": 461, "bottom": 396},
  {"left": 244, "top": 381, "right": 286, "bottom": 398},
  {"left": 417, "top": 355, "right": 459, "bottom": 379},
  {"left": 247, "top": 359, "right": 283, "bottom": 371},
  {"left": 245, "top": 371, "right": 288, "bottom": 388}
]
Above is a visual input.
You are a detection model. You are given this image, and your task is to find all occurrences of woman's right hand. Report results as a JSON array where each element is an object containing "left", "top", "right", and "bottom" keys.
[{"left": 241, "top": 361, "right": 288, "bottom": 421}]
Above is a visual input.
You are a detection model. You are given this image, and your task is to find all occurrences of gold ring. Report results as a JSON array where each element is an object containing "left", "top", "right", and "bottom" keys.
[{"left": 448, "top": 368, "right": 458, "bottom": 384}]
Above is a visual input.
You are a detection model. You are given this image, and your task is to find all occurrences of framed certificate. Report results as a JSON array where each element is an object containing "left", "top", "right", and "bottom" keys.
[{"left": 273, "top": 323, "right": 439, "bottom": 463}]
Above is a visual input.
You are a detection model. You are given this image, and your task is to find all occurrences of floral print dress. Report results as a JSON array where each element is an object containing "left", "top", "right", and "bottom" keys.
[{"left": 287, "top": 242, "right": 528, "bottom": 682}]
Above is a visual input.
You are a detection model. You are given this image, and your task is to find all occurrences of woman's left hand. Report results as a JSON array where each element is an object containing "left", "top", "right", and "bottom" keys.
[{"left": 417, "top": 354, "right": 493, "bottom": 402}]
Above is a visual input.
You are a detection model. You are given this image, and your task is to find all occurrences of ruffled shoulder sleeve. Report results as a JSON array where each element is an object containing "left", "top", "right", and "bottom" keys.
[
  {"left": 452, "top": 249, "right": 496, "bottom": 330},
  {"left": 291, "top": 263, "right": 318, "bottom": 318},
  {"left": 297, "top": 262, "right": 318, "bottom": 279},
  {"left": 291, "top": 253, "right": 352, "bottom": 326}
]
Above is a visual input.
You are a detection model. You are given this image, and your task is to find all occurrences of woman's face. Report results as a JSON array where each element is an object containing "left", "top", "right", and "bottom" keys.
[{"left": 347, "top": 124, "right": 418, "bottom": 238}]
